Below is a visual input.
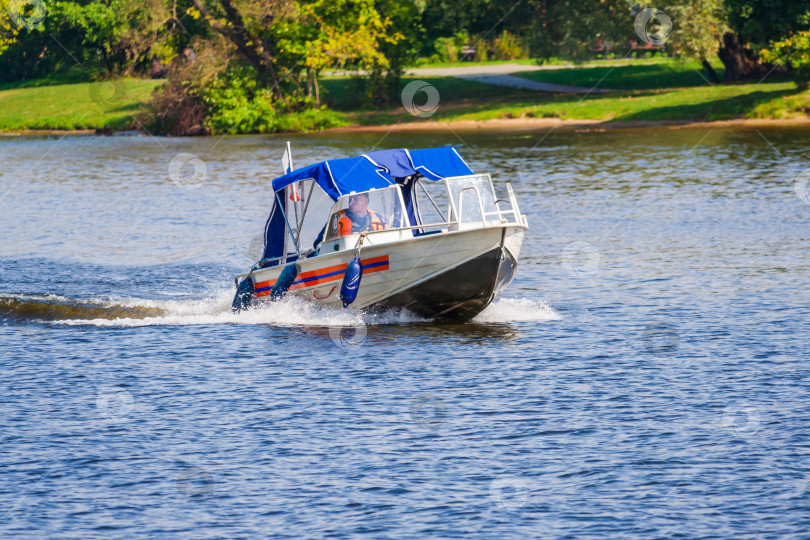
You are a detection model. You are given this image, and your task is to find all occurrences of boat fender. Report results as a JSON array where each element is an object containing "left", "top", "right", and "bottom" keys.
[
  {"left": 231, "top": 278, "right": 255, "bottom": 313},
  {"left": 271, "top": 263, "right": 299, "bottom": 300},
  {"left": 340, "top": 255, "right": 364, "bottom": 308}
]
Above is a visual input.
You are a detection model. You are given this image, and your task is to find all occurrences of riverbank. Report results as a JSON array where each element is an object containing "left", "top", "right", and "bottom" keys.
[
  {"left": 6, "top": 116, "right": 810, "bottom": 138},
  {"left": 329, "top": 116, "right": 810, "bottom": 132},
  {"left": 1, "top": 59, "right": 808, "bottom": 135}
]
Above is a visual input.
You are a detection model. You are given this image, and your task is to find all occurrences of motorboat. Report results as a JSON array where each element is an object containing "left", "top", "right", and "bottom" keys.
[{"left": 231, "top": 145, "right": 528, "bottom": 321}]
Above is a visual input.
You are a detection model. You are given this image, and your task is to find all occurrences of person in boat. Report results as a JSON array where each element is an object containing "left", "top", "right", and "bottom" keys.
[
  {"left": 332, "top": 193, "right": 386, "bottom": 237},
  {"left": 313, "top": 193, "right": 387, "bottom": 251}
]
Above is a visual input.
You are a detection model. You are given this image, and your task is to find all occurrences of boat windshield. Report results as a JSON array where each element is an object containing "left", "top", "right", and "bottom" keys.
[
  {"left": 323, "top": 186, "right": 406, "bottom": 241},
  {"left": 445, "top": 174, "right": 502, "bottom": 225},
  {"left": 288, "top": 179, "right": 336, "bottom": 252}
]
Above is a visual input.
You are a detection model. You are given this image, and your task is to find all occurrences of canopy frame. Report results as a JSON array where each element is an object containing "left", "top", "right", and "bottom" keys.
[{"left": 260, "top": 146, "right": 475, "bottom": 267}]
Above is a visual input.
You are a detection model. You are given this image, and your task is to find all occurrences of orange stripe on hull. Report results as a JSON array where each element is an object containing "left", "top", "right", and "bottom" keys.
[
  {"left": 252, "top": 255, "right": 389, "bottom": 298},
  {"left": 288, "top": 262, "right": 389, "bottom": 290}
]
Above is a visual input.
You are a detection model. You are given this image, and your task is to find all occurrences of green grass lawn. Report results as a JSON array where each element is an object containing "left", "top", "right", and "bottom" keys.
[
  {"left": 513, "top": 57, "right": 735, "bottom": 90},
  {"left": 332, "top": 74, "right": 799, "bottom": 126},
  {"left": 0, "top": 78, "right": 162, "bottom": 131},
  {"left": 404, "top": 56, "right": 674, "bottom": 70},
  {"left": 438, "top": 82, "right": 798, "bottom": 123},
  {"left": 321, "top": 75, "right": 530, "bottom": 111},
  {"left": 407, "top": 58, "right": 541, "bottom": 69},
  {"left": 322, "top": 58, "right": 805, "bottom": 127}
]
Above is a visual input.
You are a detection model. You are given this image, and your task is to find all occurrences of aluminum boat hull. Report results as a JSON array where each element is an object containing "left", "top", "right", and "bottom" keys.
[{"left": 246, "top": 223, "right": 526, "bottom": 321}]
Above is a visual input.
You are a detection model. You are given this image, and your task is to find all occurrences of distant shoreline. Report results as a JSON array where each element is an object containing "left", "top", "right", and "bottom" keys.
[
  {"left": 326, "top": 116, "right": 810, "bottom": 133},
  {"left": 1, "top": 60, "right": 805, "bottom": 137},
  {"left": 4, "top": 117, "right": 810, "bottom": 137}
]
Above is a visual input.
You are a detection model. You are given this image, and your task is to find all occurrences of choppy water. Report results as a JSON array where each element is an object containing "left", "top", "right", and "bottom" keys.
[{"left": 1, "top": 128, "right": 809, "bottom": 538}]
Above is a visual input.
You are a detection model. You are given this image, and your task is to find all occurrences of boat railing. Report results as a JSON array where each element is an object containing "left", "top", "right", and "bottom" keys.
[
  {"left": 444, "top": 175, "right": 524, "bottom": 227},
  {"left": 494, "top": 182, "right": 523, "bottom": 224},
  {"left": 455, "top": 183, "right": 524, "bottom": 227}
]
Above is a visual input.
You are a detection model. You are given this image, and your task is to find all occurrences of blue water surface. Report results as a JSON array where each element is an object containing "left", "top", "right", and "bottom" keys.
[{"left": 1, "top": 129, "right": 809, "bottom": 538}]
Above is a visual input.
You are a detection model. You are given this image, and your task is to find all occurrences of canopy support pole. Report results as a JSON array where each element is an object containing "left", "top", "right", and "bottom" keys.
[
  {"left": 275, "top": 191, "right": 300, "bottom": 257},
  {"left": 295, "top": 181, "right": 315, "bottom": 247},
  {"left": 417, "top": 179, "right": 447, "bottom": 222}
]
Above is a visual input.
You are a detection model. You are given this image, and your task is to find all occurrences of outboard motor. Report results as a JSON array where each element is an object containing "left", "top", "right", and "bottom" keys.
[
  {"left": 271, "top": 263, "right": 299, "bottom": 300},
  {"left": 340, "top": 255, "right": 364, "bottom": 308},
  {"left": 231, "top": 278, "right": 255, "bottom": 313}
]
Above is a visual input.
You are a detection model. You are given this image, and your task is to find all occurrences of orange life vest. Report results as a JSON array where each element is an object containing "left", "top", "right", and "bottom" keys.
[{"left": 333, "top": 209, "right": 385, "bottom": 237}]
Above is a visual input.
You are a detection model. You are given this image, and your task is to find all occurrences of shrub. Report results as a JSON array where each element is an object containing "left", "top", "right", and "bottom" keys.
[
  {"left": 143, "top": 53, "right": 344, "bottom": 135},
  {"left": 433, "top": 31, "right": 470, "bottom": 63},
  {"left": 141, "top": 61, "right": 209, "bottom": 136},
  {"left": 761, "top": 30, "right": 810, "bottom": 90},
  {"left": 490, "top": 31, "right": 527, "bottom": 60},
  {"left": 140, "top": 40, "right": 228, "bottom": 135},
  {"left": 202, "top": 70, "right": 279, "bottom": 134}
]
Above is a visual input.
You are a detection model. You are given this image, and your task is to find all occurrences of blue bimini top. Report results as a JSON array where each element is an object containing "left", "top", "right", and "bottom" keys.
[
  {"left": 260, "top": 146, "right": 475, "bottom": 266},
  {"left": 271, "top": 146, "right": 474, "bottom": 200}
]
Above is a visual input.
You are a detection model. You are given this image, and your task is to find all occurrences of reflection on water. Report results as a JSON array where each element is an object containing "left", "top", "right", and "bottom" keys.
[
  {"left": 297, "top": 320, "right": 522, "bottom": 347},
  {"left": 1, "top": 127, "right": 809, "bottom": 537}
]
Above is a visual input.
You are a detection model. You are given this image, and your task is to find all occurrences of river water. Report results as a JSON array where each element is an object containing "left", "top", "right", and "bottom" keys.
[{"left": 1, "top": 127, "right": 808, "bottom": 538}]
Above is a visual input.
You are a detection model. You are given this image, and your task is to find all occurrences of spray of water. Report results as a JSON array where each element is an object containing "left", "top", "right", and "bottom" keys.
[{"left": 1, "top": 290, "right": 560, "bottom": 327}]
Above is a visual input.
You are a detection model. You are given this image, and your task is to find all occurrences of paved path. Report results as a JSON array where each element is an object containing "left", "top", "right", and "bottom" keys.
[
  {"left": 327, "top": 63, "right": 615, "bottom": 93},
  {"left": 403, "top": 63, "right": 613, "bottom": 94},
  {"left": 403, "top": 63, "right": 547, "bottom": 77}
]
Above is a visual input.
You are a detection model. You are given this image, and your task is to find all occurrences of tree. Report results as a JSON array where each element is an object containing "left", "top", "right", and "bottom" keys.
[
  {"left": 760, "top": 27, "right": 810, "bottom": 90},
  {"left": 0, "top": 0, "right": 29, "bottom": 56},
  {"left": 189, "top": 0, "right": 290, "bottom": 93},
  {"left": 0, "top": 0, "right": 202, "bottom": 81},
  {"left": 294, "top": 0, "right": 405, "bottom": 105},
  {"left": 720, "top": 0, "right": 810, "bottom": 81},
  {"left": 665, "top": 0, "right": 726, "bottom": 83},
  {"left": 527, "top": 0, "right": 629, "bottom": 62},
  {"left": 0, "top": 0, "right": 84, "bottom": 81},
  {"left": 56, "top": 0, "right": 177, "bottom": 74},
  {"left": 189, "top": 0, "right": 407, "bottom": 104}
]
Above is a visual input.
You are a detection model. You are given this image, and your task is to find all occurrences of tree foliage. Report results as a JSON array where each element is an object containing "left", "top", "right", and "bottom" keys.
[
  {"left": 5, "top": 0, "right": 810, "bottom": 135},
  {"left": 188, "top": 0, "right": 408, "bottom": 103},
  {"left": 0, "top": 0, "right": 202, "bottom": 81},
  {"left": 761, "top": 25, "right": 810, "bottom": 90},
  {"left": 664, "top": 0, "right": 727, "bottom": 82},
  {"left": 724, "top": 0, "right": 810, "bottom": 49}
]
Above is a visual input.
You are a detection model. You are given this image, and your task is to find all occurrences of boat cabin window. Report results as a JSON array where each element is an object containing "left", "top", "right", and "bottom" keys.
[{"left": 323, "top": 187, "right": 406, "bottom": 242}]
